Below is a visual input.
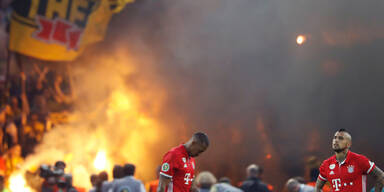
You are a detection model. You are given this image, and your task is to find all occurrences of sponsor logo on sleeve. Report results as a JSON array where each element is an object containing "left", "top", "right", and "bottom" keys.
[{"left": 162, "top": 163, "right": 170, "bottom": 172}]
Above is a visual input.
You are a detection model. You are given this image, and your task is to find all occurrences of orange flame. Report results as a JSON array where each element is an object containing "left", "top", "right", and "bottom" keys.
[
  {"left": 93, "top": 150, "right": 110, "bottom": 172},
  {"left": 9, "top": 173, "right": 33, "bottom": 192},
  {"left": 11, "top": 50, "right": 169, "bottom": 190}
]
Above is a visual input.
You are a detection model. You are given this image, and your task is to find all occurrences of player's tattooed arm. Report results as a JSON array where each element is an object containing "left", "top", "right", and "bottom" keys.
[
  {"left": 314, "top": 177, "right": 325, "bottom": 192},
  {"left": 157, "top": 174, "right": 171, "bottom": 192},
  {"left": 370, "top": 166, "right": 384, "bottom": 192}
]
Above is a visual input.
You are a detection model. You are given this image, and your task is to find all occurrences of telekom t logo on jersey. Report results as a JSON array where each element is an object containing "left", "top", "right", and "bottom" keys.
[
  {"left": 332, "top": 178, "right": 342, "bottom": 191},
  {"left": 184, "top": 173, "right": 193, "bottom": 184}
]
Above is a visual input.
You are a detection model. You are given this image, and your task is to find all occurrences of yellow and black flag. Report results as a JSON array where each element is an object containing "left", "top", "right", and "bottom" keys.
[{"left": 9, "top": 0, "right": 134, "bottom": 61}]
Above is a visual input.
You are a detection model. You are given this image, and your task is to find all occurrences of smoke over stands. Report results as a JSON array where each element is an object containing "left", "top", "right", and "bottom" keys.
[{"left": 31, "top": 0, "right": 384, "bottom": 190}]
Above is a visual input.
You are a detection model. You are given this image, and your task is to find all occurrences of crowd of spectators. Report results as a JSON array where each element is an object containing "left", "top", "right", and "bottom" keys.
[
  {"left": 0, "top": 63, "right": 75, "bottom": 169},
  {"left": 0, "top": 2, "right": 75, "bottom": 187}
]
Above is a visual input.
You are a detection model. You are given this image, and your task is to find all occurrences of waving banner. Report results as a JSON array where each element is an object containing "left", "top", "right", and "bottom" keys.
[{"left": 9, "top": 0, "right": 134, "bottom": 61}]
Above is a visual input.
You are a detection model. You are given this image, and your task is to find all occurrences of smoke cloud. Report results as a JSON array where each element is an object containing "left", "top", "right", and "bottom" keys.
[
  {"left": 21, "top": 0, "right": 384, "bottom": 190},
  {"left": 103, "top": 0, "right": 384, "bottom": 189}
]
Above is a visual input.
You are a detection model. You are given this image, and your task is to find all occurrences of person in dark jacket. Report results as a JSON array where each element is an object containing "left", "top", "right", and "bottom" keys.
[{"left": 240, "top": 164, "right": 270, "bottom": 192}]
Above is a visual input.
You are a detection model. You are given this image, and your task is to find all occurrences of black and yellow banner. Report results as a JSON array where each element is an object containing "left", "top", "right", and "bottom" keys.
[{"left": 9, "top": 0, "right": 134, "bottom": 61}]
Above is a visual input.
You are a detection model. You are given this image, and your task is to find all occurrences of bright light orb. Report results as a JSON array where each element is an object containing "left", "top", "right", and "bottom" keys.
[{"left": 296, "top": 35, "right": 306, "bottom": 45}]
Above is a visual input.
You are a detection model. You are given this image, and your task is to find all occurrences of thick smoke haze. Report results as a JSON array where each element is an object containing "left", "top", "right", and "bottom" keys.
[{"left": 83, "top": 0, "right": 384, "bottom": 190}]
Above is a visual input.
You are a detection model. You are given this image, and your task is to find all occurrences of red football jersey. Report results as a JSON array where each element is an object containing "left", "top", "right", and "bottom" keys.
[
  {"left": 160, "top": 144, "right": 196, "bottom": 192},
  {"left": 318, "top": 151, "right": 375, "bottom": 192}
]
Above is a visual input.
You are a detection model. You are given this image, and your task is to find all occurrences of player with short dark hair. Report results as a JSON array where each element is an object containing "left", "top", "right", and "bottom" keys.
[
  {"left": 315, "top": 129, "right": 384, "bottom": 192},
  {"left": 109, "top": 163, "right": 145, "bottom": 192},
  {"left": 157, "top": 132, "right": 209, "bottom": 192},
  {"left": 123, "top": 164, "right": 136, "bottom": 176}
]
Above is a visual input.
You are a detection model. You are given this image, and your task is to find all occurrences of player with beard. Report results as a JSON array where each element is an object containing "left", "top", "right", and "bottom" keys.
[
  {"left": 315, "top": 129, "right": 384, "bottom": 192},
  {"left": 157, "top": 132, "right": 209, "bottom": 192}
]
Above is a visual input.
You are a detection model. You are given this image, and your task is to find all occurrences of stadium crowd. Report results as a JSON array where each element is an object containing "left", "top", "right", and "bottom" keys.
[{"left": 0, "top": 1, "right": 77, "bottom": 190}]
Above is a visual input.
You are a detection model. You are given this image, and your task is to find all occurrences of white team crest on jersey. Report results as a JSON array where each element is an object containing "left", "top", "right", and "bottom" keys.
[
  {"left": 330, "top": 171, "right": 334, "bottom": 175},
  {"left": 329, "top": 164, "right": 335, "bottom": 170},
  {"left": 182, "top": 157, "right": 187, "bottom": 168},
  {"left": 348, "top": 165, "right": 354, "bottom": 173}
]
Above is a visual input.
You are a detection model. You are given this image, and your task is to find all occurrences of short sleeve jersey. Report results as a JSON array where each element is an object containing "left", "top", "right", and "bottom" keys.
[
  {"left": 160, "top": 144, "right": 196, "bottom": 192},
  {"left": 318, "top": 151, "right": 375, "bottom": 192}
]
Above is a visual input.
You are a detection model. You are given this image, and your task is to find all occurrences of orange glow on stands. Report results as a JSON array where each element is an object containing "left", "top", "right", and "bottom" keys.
[
  {"left": 9, "top": 50, "right": 168, "bottom": 190},
  {"left": 255, "top": 117, "right": 286, "bottom": 190}
]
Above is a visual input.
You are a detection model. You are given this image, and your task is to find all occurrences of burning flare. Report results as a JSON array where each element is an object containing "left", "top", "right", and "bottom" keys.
[
  {"left": 9, "top": 173, "right": 33, "bottom": 192},
  {"left": 296, "top": 35, "right": 306, "bottom": 45},
  {"left": 10, "top": 50, "right": 168, "bottom": 190},
  {"left": 93, "top": 150, "right": 110, "bottom": 172}
]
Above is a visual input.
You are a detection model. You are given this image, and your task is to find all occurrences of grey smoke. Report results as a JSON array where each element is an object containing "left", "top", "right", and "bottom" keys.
[{"left": 92, "top": 0, "right": 384, "bottom": 190}]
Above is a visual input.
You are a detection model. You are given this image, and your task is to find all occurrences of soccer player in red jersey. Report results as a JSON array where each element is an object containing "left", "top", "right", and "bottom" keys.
[
  {"left": 315, "top": 129, "right": 384, "bottom": 192},
  {"left": 157, "top": 132, "right": 209, "bottom": 192}
]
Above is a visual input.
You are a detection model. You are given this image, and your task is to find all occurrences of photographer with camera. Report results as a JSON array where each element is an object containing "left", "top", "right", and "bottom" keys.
[{"left": 40, "top": 161, "right": 66, "bottom": 192}]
